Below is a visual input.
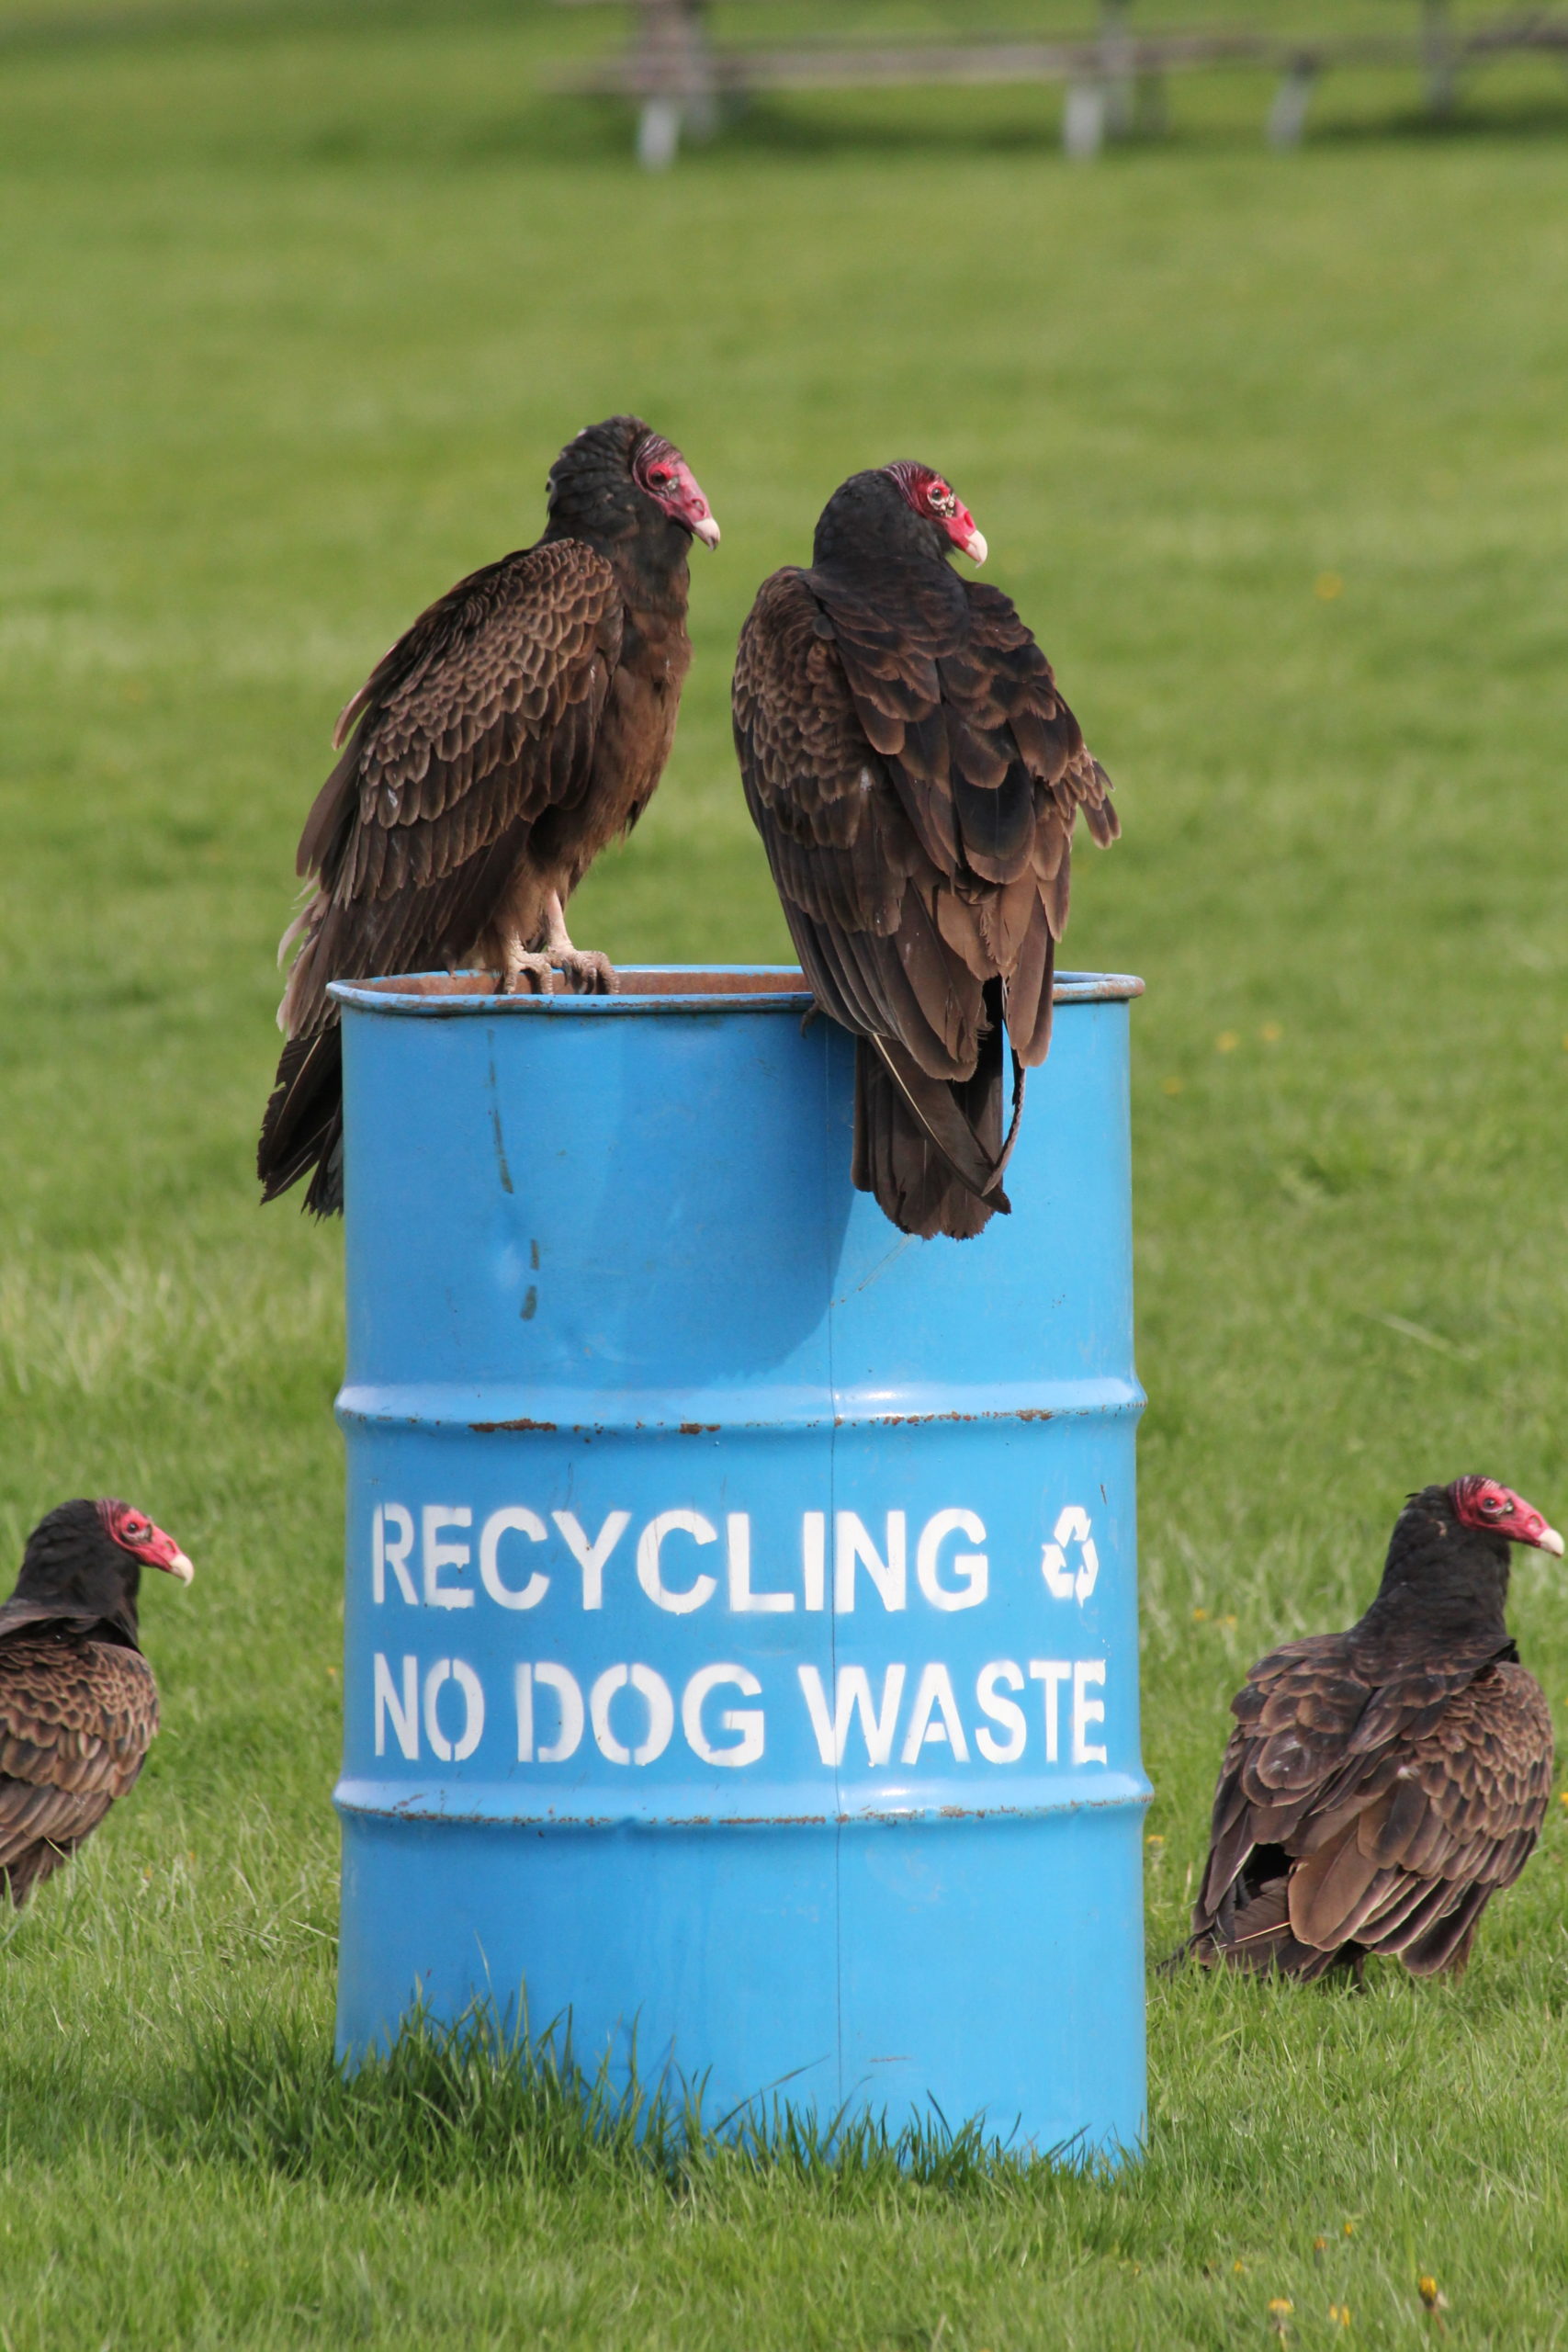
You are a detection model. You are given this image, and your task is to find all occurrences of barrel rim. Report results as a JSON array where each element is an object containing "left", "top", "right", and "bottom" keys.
[{"left": 329, "top": 966, "right": 1145, "bottom": 1017}]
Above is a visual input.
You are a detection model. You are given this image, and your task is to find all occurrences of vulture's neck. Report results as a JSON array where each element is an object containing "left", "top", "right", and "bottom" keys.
[{"left": 1351, "top": 1520, "right": 1513, "bottom": 1676}]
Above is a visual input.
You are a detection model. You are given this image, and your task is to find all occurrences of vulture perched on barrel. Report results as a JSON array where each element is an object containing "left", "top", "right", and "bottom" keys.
[
  {"left": 1187, "top": 1476, "right": 1560, "bottom": 1983},
  {"left": 258, "top": 414, "right": 719, "bottom": 1216},
  {"left": 732, "top": 462, "right": 1117, "bottom": 1240},
  {"left": 0, "top": 1498, "right": 193, "bottom": 1909}
]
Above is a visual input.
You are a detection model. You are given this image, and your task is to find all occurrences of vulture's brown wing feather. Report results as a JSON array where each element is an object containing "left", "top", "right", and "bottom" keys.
[
  {"left": 1195, "top": 1634, "right": 1368, "bottom": 1925},
  {"left": 1194, "top": 1640, "right": 1551, "bottom": 1978},
  {"left": 1286, "top": 1662, "right": 1552, "bottom": 1972},
  {"left": 734, "top": 571, "right": 970, "bottom": 1067},
  {"left": 0, "top": 1629, "right": 158, "bottom": 1903},
  {"left": 283, "top": 540, "right": 623, "bottom": 1033},
  {"left": 734, "top": 571, "right": 1010, "bottom": 1223},
  {"left": 735, "top": 560, "right": 1115, "bottom": 1236},
  {"left": 829, "top": 577, "right": 1115, "bottom": 1068}
]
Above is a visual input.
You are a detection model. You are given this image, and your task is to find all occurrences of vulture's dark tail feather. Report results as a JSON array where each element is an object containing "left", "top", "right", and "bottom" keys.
[
  {"left": 852, "top": 984, "right": 1025, "bottom": 1241},
  {"left": 257, "top": 1025, "right": 345, "bottom": 1217},
  {"left": 1392, "top": 1883, "right": 1491, "bottom": 1979},
  {"left": 1182, "top": 1869, "right": 1360, "bottom": 1984},
  {"left": 2, "top": 1837, "right": 71, "bottom": 1910}
]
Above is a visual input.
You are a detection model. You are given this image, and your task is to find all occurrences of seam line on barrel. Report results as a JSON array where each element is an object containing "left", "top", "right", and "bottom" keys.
[{"left": 823, "top": 1023, "right": 845, "bottom": 2110}]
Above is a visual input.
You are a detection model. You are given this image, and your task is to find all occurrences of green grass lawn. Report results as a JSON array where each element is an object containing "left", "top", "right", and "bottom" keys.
[{"left": 4, "top": 3, "right": 1568, "bottom": 2342}]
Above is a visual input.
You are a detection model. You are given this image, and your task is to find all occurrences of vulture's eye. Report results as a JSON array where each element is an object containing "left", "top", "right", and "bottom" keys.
[
  {"left": 929, "top": 489, "right": 955, "bottom": 515},
  {"left": 123, "top": 1517, "right": 148, "bottom": 1539},
  {"left": 649, "top": 469, "right": 671, "bottom": 489}
]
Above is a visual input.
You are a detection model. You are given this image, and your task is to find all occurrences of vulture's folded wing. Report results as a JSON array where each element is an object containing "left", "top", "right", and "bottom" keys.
[
  {"left": 733, "top": 568, "right": 985, "bottom": 1083},
  {"left": 283, "top": 540, "right": 624, "bottom": 1029},
  {"left": 1285, "top": 1661, "right": 1553, "bottom": 1971},
  {"left": 1196, "top": 1634, "right": 1372, "bottom": 1926},
  {"left": 0, "top": 1632, "right": 158, "bottom": 1875},
  {"left": 786, "top": 569, "right": 1113, "bottom": 1070},
  {"left": 1197, "top": 1637, "right": 1552, "bottom": 1973}
]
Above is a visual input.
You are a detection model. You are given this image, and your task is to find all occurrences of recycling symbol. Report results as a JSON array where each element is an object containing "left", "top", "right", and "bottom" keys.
[{"left": 1041, "top": 1504, "right": 1099, "bottom": 1604}]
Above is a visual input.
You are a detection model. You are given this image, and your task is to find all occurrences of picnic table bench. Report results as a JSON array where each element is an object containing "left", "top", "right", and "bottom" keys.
[{"left": 553, "top": 0, "right": 1568, "bottom": 166}]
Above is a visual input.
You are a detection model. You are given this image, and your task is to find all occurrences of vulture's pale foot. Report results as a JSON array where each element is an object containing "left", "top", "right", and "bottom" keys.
[
  {"left": 556, "top": 947, "right": 618, "bottom": 996},
  {"left": 494, "top": 948, "right": 557, "bottom": 997},
  {"left": 543, "top": 893, "right": 618, "bottom": 995}
]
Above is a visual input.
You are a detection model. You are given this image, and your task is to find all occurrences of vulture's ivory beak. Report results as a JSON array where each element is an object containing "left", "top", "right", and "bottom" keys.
[
  {"left": 1539, "top": 1524, "right": 1565, "bottom": 1557},
  {"left": 962, "top": 526, "right": 988, "bottom": 565},
  {"left": 692, "top": 514, "right": 721, "bottom": 550}
]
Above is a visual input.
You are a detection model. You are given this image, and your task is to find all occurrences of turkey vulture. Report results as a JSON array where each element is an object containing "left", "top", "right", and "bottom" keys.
[
  {"left": 1186, "top": 1476, "right": 1561, "bottom": 1983},
  {"left": 258, "top": 413, "right": 719, "bottom": 1215},
  {"left": 732, "top": 462, "right": 1117, "bottom": 1240},
  {"left": 0, "top": 1498, "right": 193, "bottom": 1909}
]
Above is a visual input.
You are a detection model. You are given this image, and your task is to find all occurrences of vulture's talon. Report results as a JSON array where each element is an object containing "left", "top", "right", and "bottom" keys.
[
  {"left": 557, "top": 950, "right": 618, "bottom": 997},
  {"left": 498, "top": 953, "right": 556, "bottom": 998}
]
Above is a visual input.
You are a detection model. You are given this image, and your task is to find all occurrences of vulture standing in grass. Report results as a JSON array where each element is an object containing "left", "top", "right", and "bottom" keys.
[
  {"left": 0, "top": 1498, "right": 193, "bottom": 1908},
  {"left": 258, "top": 414, "right": 719, "bottom": 1216},
  {"left": 1187, "top": 1476, "right": 1560, "bottom": 1983},
  {"left": 733, "top": 462, "right": 1117, "bottom": 1239}
]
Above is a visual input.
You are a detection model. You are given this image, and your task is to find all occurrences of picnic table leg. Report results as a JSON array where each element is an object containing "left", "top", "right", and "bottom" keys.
[
  {"left": 1267, "top": 56, "right": 1317, "bottom": 149},
  {"left": 1099, "top": 0, "right": 1135, "bottom": 139},
  {"left": 1063, "top": 78, "right": 1108, "bottom": 159},
  {"left": 1421, "top": 0, "right": 1457, "bottom": 118},
  {"left": 1134, "top": 70, "right": 1169, "bottom": 138},
  {"left": 637, "top": 99, "right": 682, "bottom": 168},
  {"left": 633, "top": 0, "right": 717, "bottom": 170}
]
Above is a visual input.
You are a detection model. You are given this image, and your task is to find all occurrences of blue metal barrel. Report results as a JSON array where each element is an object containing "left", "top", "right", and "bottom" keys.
[{"left": 331, "top": 966, "right": 1148, "bottom": 2157}]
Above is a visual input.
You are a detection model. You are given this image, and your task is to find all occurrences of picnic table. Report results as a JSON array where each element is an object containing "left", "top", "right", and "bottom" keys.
[{"left": 553, "top": 1, "right": 1568, "bottom": 166}]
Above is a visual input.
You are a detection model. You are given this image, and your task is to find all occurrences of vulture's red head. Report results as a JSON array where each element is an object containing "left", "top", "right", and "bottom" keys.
[
  {"left": 883, "top": 462, "right": 987, "bottom": 565},
  {"left": 1360, "top": 1476, "right": 1562, "bottom": 1666},
  {"left": 96, "top": 1498, "right": 197, "bottom": 1581},
  {"left": 631, "top": 431, "right": 720, "bottom": 549},
  {"left": 546, "top": 415, "right": 719, "bottom": 560},
  {"left": 1447, "top": 1476, "right": 1563, "bottom": 1555},
  {"left": 8, "top": 1497, "right": 193, "bottom": 1646}
]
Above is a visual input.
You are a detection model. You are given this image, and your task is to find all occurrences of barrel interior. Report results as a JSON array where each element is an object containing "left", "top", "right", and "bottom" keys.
[
  {"left": 340, "top": 967, "right": 1144, "bottom": 1009},
  {"left": 352, "top": 967, "right": 809, "bottom": 1001}
]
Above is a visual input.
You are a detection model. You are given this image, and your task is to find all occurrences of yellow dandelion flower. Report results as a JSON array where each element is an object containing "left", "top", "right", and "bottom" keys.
[
  {"left": 1315, "top": 571, "right": 1344, "bottom": 601},
  {"left": 1260, "top": 1022, "right": 1283, "bottom": 1044},
  {"left": 1269, "top": 2300, "right": 1293, "bottom": 2315},
  {"left": 1162, "top": 1075, "right": 1184, "bottom": 1097},
  {"left": 1329, "top": 2306, "right": 1351, "bottom": 2327},
  {"left": 1216, "top": 1030, "right": 1239, "bottom": 1053},
  {"left": 1314, "top": 2238, "right": 1328, "bottom": 2257},
  {"left": 1234, "top": 2258, "right": 1246, "bottom": 2275},
  {"left": 1193, "top": 1607, "right": 1209, "bottom": 1623}
]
